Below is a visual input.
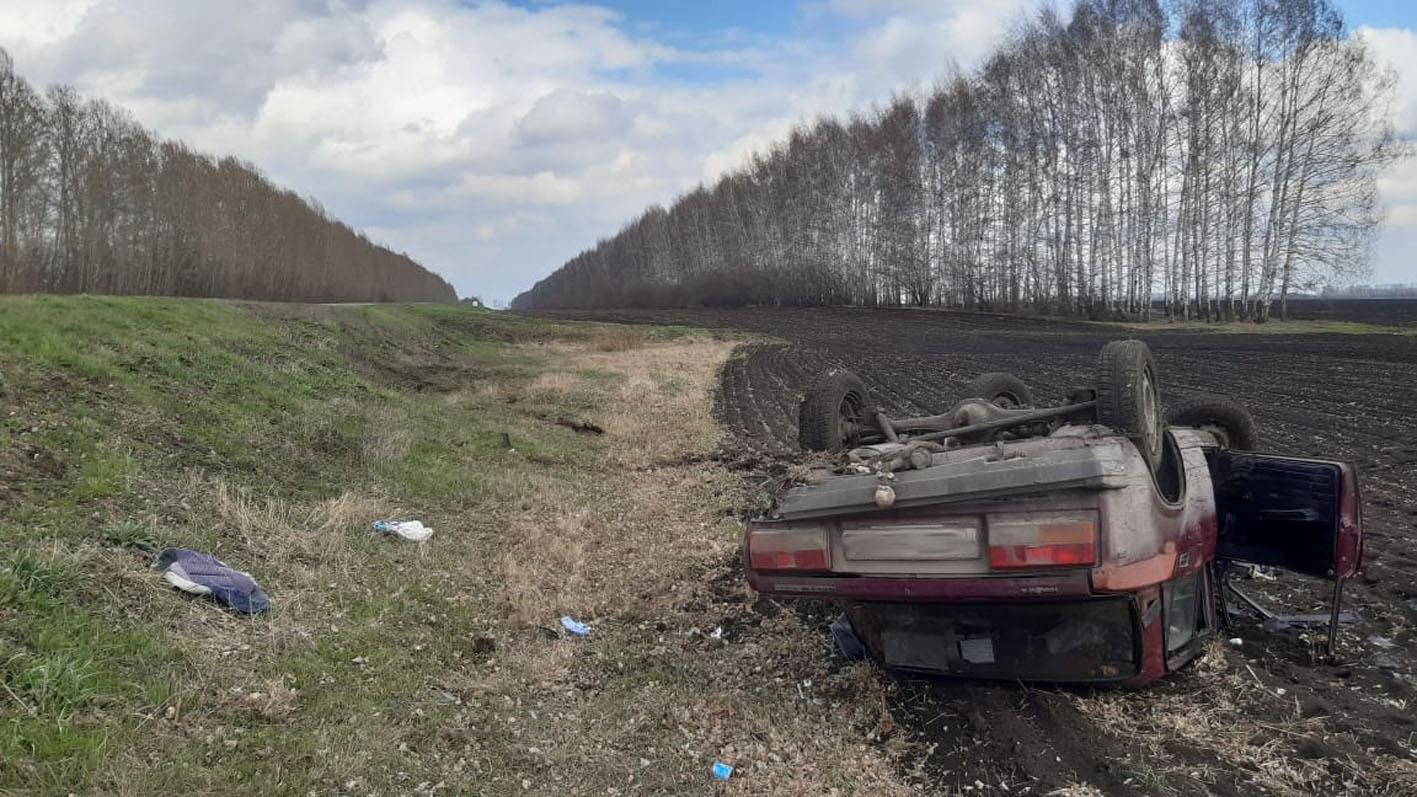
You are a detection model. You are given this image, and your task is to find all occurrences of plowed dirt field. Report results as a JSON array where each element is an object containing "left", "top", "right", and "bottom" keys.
[{"left": 535, "top": 306, "right": 1417, "bottom": 796}]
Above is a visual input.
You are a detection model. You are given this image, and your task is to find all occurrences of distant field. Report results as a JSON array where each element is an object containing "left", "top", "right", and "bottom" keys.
[{"left": 1199, "top": 298, "right": 1417, "bottom": 326}]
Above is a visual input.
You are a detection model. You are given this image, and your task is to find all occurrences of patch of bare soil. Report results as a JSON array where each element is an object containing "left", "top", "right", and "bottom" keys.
[{"left": 534, "top": 306, "right": 1417, "bottom": 796}]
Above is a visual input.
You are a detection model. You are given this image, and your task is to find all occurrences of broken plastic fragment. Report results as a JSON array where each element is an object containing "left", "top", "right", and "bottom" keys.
[
  {"left": 831, "top": 615, "right": 866, "bottom": 661},
  {"left": 1368, "top": 653, "right": 1401, "bottom": 670},
  {"left": 711, "top": 761, "right": 733, "bottom": 781},
  {"left": 560, "top": 616, "right": 591, "bottom": 636},
  {"left": 1369, "top": 635, "right": 1398, "bottom": 649}
]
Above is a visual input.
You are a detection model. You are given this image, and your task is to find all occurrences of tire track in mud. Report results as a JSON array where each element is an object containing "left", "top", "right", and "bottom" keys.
[{"left": 534, "top": 306, "right": 1417, "bottom": 795}]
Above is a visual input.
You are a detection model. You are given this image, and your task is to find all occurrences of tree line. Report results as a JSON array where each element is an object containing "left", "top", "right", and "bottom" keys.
[
  {"left": 514, "top": 0, "right": 1402, "bottom": 321},
  {"left": 0, "top": 49, "right": 455, "bottom": 303}
]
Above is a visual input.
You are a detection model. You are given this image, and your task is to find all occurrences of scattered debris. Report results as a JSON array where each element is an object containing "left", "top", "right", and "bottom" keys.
[
  {"left": 1228, "top": 637, "right": 1244, "bottom": 647},
  {"left": 553, "top": 417, "right": 604, "bottom": 435},
  {"left": 1368, "top": 654, "right": 1402, "bottom": 670},
  {"left": 1369, "top": 635, "right": 1398, "bottom": 649},
  {"left": 155, "top": 548, "right": 270, "bottom": 614},
  {"left": 711, "top": 761, "right": 733, "bottom": 781},
  {"left": 372, "top": 520, "right": 433, "bottom": 541},
  {"left": 560, "top": 616, "right": 591, "bottom": 636},
  {"left": 831, "top": 615, "right": 867, "bottom": 660}
]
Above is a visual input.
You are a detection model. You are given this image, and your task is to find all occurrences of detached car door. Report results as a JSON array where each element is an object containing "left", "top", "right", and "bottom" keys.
[{"left": 1211, "top": 451, "right": 1363, "bottom": 580}]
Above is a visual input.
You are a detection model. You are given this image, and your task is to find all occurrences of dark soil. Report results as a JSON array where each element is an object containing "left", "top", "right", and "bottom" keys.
[
  {"left": 534, "top": 306, "right": 1417, "bottom": 796},
  {"left": 1255, "top": 297, "right": 1417, "bottom": 326}
]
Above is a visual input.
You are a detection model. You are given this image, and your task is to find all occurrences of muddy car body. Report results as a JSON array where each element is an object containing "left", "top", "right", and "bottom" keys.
[{"left": 745, "top": 343, "right": 1363, "bottom": 685}]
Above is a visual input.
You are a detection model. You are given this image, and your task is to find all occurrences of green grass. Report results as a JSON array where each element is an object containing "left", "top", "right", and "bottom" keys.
[
  {"left": 0, "top": 296, "right": 918, "bottom": 796},
  {"left": 0, "top": 296, "right": 669, "bottom": 793}
]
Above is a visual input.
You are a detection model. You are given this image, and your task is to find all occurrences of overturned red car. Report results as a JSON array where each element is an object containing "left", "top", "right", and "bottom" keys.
[{"left": 745, "top": 340, "right": 1362, "bottom": 685}]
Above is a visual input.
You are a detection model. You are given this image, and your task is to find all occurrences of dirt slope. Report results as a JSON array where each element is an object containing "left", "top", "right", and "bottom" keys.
[{"left": 540, "top": 306, "right": 1417, "bottom": 796}]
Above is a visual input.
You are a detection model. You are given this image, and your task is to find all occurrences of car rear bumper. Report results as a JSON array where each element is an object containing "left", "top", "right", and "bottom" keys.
[
  {"left": 843, "top": 598, "right": 1146, "bottom": 684},
  {"left": 747, "top": 569, "right": 1095, "bottom": 601},
  {"left": 747, "top": 557, "right": 1177, "bottom": 684}
]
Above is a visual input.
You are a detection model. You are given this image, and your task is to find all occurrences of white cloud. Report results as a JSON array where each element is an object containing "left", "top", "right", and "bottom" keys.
[
  {"left": 1359, "top": 25, "right": 1417, "bottom": 134},
  {"left": 0, "top": 0, "right": 1120, "bottom": 302},
  {"left": 1355, "top": 26, "right": 1417, "bottom": 242},
  {"left": 454, "top": 172, "right": 584, "bottom": 206},
  {"left": 0, "top": 0, "right": 98, "bottom": 46},
  {"left": 516, "top": 89, "right": 629, "bottom": 144},
  {"left": 851, "top": 4, "right": 1022, "bottom": 82},
  {"left": 1387, "top": 204, "right": 1417, "bottom": 226}
]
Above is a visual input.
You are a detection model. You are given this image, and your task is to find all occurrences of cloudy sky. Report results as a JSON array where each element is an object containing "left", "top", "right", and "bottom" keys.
[{"left": 0, "top": 0, "right": 1414, "bottom": 303}]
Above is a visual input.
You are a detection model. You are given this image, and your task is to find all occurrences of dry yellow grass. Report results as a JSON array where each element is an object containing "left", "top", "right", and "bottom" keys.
[
  {"left": 194, "top": 473, "right": 391, "bottom": 565},
  {"left": 473, "top": 335, "right": 918, "bottom": 795},
  {"left": 135, "top": 473, "right": 403, "bottom": 667},
  {"left": 495, "top": 337, "right": 740, "bottom": 623},
  {"left": 527, "top": 369, "right": 580, "bottom": 396},
  {"left": 587, "top": 327, "right": 645, "bottom": 352},
  {"left": 1071, "top": 639, "right": 1417, "bottom": 795},
  {"left": 359, "top": 403, "right": 412, "bottom": 465}
]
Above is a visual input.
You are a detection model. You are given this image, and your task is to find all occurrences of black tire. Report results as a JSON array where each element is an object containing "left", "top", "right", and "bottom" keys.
[
  {"left": 1167, "top": 396, "right": 1259, "bottom": 450},
  {"left": 962, "top": 372, "right": 1035, "bottom": 408},
  {"left": 1096, "top": 339, "right": 1163, "bottom": 471},
  {"left": 798, "top": 369, "right": 874, "bottom": 452}
]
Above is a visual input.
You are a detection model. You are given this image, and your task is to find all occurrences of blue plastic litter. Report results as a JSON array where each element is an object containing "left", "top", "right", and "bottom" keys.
[
  {"left": 156, "top": 548, "right": 270, "bottom": 614},
  {"left": 711, "top": 761, "right": 733, "bottom": 781},
  {"left": 371, "top": 519, "right": 432, "bottom": 541},
  {"left": 560, "top": 616, "right": 591, "bottom": 636}
]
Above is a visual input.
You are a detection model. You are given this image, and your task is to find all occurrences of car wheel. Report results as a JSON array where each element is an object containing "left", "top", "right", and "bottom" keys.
[
  {"left": 1167, "top": 396, "right": 1259, "bottom": 450},
  {"left": 798, "top": 368, "right": 874, "bottom": 452},
  {"left": 1096, "top": 339, "right": 1163, "bottom": 471},
  {"left": 962, "top": 371, "right": 1036, "bottom": 408}
]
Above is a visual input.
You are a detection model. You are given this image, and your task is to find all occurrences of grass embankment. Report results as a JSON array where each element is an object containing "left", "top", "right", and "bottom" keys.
[{"left": 0, "top": 297, "right": 912, "bottom": 795}]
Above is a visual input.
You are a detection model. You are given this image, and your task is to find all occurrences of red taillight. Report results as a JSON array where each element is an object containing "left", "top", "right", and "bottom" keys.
[
  {"left": 748, "top": 525, "right": 830, "bottom": 572},
  {"left": 987, "top": 514, "right": 1096, "bottom": 570},
  {"left": 989, "top": 542, "right": 1095, "bottom": 568}
]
